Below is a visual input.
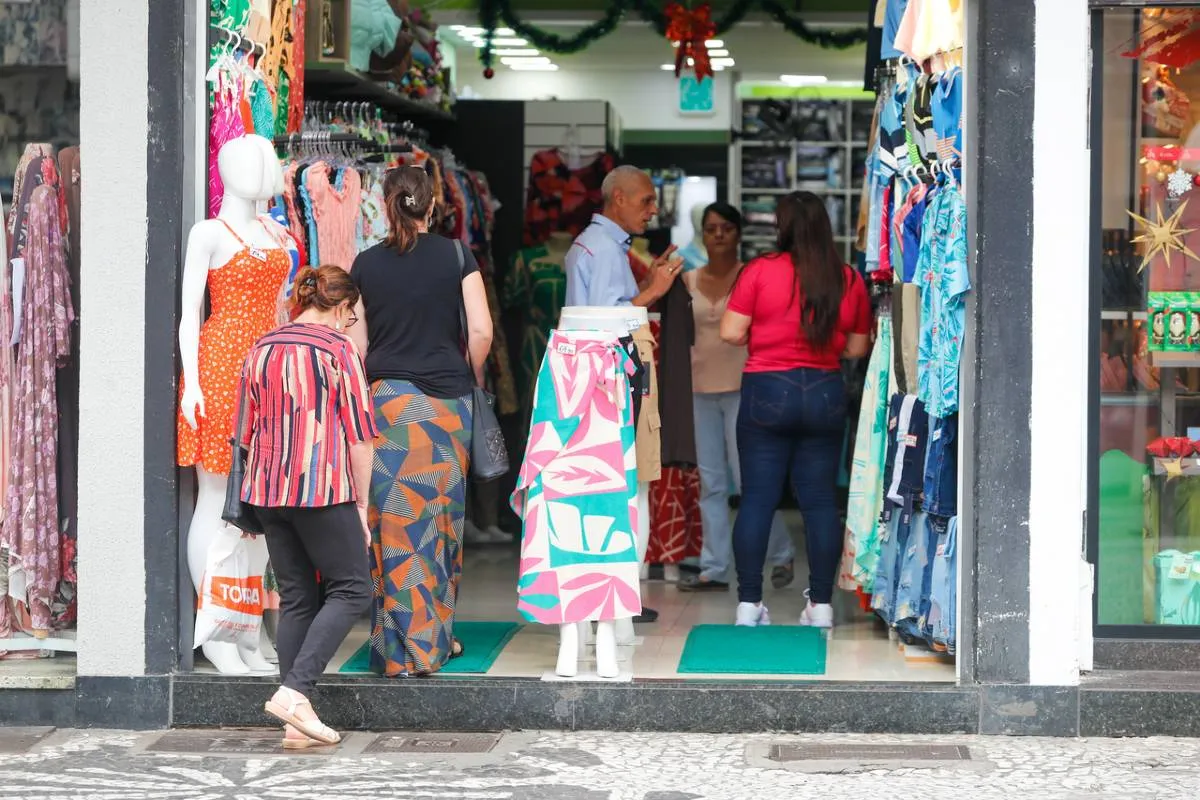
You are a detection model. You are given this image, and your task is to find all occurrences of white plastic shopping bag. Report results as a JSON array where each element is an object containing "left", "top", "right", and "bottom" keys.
[{"left": 194, "top": 526, "right": 263, "bottom": 647}]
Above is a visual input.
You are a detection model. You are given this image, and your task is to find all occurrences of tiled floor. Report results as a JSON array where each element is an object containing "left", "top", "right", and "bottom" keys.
[
  {"left": 318, "top": 524, "right": 956, "bottom": 683},
  {"left": 0, "top": 514, "right": 950, "bottom": 684}
]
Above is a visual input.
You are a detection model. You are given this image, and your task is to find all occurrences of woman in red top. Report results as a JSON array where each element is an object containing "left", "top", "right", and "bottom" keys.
[
  {"left": 240, "top": 265, "right": 379, "bottom": 748},
  {"left": 721, "top": 192, "right": 871, "bottom": 630}
]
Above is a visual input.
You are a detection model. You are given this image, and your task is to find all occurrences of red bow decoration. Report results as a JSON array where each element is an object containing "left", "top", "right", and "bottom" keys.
[{"left": 665, "top": 2, "right": 716, "bottom": 81}]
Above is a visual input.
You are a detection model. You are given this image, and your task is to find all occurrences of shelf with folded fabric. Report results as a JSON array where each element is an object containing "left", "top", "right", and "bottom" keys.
[
  {"left": 305, "top": 62, "right": 455, "bottom": 123},
  {"left": 1151, "top": 351, "right": 1200, "bottom": 368}
]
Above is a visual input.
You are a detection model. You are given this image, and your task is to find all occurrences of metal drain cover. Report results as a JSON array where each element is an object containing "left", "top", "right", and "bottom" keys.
[
  {"left": 364, "top": 732, "right": 501, "bottom": 755},
  {"left": 769, "top": 744, "right": 972, "bottom": 762},
  {"left": 0, "top": 727, "right": 53, "bottom": 754},
  {"left": 147, "top": 730, "right": 334, "bottom": 756}
]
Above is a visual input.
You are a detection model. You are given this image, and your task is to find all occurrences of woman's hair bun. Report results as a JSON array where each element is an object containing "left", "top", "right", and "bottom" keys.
[{"left": 290, "top": 265, "right": 359, "bottom": 318}]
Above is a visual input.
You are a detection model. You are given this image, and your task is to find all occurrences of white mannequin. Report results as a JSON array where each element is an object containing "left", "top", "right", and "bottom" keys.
[
  {"left": 553, "top": 305, "right": 651, "bottom": 680},
  {"left": 677, "top": 205, "right": 708, "bottom": 273},
  {"left": 688, "top": 205, "right": 707, "bottom": 261},
  {"left": 180, "top": 134, "right": 286, "bottom": 675}
]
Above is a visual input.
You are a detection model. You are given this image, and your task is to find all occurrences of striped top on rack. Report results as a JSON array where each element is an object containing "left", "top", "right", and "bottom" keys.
[{"left": 237, "top": 322, "right": 378, "bottom": 508}]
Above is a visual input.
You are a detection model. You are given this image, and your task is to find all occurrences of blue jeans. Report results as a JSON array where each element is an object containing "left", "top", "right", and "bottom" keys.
[
  {"left": 894, "top": 512, "right": 937, "bottom": 640},
  {"left": 923, "top": 414, "right": 958, "bottom": 517},
  {"left": 928, "top": 515, "right": 957, "bottom": 652},
  {"left": 732, "top": 369, "right": 846, "bottom": 604},
  {"left": 694, "top": 391, "right": 795, "bottom": 583},
  {"left": 871, "top": 511, "right": 910, "bottom": 625}
]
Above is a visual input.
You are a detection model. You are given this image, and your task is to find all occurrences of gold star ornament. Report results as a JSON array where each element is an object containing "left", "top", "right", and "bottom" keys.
[{"left": 1128, "top": 200, "right": 1199, "bottom": 273}]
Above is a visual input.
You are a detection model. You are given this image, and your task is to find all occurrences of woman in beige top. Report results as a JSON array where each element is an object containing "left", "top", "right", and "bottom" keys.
[{"left": 677, "top": 202, "right": 796, "bottom": 592}]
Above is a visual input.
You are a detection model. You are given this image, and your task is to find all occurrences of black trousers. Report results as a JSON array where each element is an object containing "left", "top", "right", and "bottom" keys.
[{"left": 255, "top": 502, "right": 371, "bottom": 697}]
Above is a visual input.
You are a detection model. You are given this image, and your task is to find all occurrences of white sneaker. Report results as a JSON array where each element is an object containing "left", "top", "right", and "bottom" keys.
[
  {"left": 798, "top": 590, "right": 834, "bottom": 629},
  {"left": 735, "top": 602, "right": 771, "bottom": 627},
  {"left": 464, "top": 521, "right": 499, "bottom": 544},
  {"left": 483, "top": 525, "right": 515, "bottom": 543}
]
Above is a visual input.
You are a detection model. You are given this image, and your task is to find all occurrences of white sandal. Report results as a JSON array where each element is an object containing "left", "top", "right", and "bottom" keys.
[{"left": 264, "top": 688, "right": 341, "bottom": 745}]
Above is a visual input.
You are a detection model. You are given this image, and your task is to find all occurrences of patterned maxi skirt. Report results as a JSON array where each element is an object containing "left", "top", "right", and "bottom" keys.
[
  {"left": 511, "top": 329, "right": 643, "bottom": 624},
  {"left": 367, "top": 379, "right": 472, "bottom": 677}
]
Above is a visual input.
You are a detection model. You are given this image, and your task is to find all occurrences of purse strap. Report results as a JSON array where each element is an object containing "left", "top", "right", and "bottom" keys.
[
  {"left": 232, "top": 371, "right": 252, "bottom": 451},
  {"left": 454, "top": 239, "right": 479, "bottom": 388}
]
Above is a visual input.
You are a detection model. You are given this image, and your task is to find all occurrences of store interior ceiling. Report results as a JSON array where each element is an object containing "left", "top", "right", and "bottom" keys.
[{"left": 432, "top": 9, "right": 869, "bottom": 83}]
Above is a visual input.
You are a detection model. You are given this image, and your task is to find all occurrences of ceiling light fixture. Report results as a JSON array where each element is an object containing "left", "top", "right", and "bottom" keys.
[
  {"left": 490, "top": 37, "right": 528, "bottom": 46},
  {"left": 705, "top": 40, "right": 725, "bottom": 49},
  {"left": 501, "top": 56, "right": 551, "bottom": 65},
  {"left": 708, "top": 49, "right": 729, "bottom": 57},
  {"left": 509, "top": 63, "right": 559, "bottom": 71},
  {"left": 661, "top": 64, "right": 676, "bottom": 70},
  {"left": 780, "top": 74, "right": 828, "bottom": 85},
  {"left": 711, "top": 57, "right": 735, "bottom": 67},
  {"left": 494, "top": 48, "right": 540, "bottom": 57}
]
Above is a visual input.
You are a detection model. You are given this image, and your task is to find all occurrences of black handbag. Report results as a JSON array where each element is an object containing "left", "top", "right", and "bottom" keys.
[
  {"left": 455, "top": 241, "right": 510, "bottom": 482},
  {"left": 221, "top": 384, "right": 263, "bottom": 534}
]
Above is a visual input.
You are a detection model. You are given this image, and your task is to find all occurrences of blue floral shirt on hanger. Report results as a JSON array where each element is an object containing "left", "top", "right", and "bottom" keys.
[{"left": 914, "top": 184, "right": 969, "bottom": 418}]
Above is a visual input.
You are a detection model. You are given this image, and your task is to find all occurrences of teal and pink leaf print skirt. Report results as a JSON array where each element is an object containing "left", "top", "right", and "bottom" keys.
[{"left": 511, "top": 329, "right": 643, "bottom": 625}]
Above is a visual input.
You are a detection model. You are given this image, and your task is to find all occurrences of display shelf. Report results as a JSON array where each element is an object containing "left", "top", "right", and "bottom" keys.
[
  {"left": 1152, "top": 457, "right": 1200, "bottom": 477},
  {"left": 305, "top": 63, "right": 455, "bottom": 123},
  {"left": 1151, "top": 351, "right": 1200, "bottom": 368},
  {"left": 730, "top": 96, "right": 873, "bottom": 262},
  {"left": 1, "top": 629, "right": 77, "bottom": 653}
]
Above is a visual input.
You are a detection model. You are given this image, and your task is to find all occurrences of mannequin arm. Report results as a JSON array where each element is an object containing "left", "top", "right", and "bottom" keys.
[{"left": 179, "top": 226, "right": 212, "bottom": 428}]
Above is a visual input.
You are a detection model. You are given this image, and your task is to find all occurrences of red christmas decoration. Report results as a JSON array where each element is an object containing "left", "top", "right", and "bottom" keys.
[
  {"left": 664, "top": 2, "right": 716, "bottom": 81},
  {"left": 484, "top": 67, "right": 495, "bottom": 79}
]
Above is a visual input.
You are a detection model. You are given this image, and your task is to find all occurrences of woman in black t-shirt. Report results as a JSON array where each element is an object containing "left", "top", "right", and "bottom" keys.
[{"left": 348, "top": 166, "right": 494, "bottom": 677}]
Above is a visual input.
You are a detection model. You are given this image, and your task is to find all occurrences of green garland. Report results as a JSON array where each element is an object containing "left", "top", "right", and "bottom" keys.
[{"left": 476, "top": 0, "right": 868, "bottom": 72}]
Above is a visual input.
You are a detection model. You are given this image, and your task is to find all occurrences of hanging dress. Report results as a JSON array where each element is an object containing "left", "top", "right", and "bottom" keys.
[
  {"left": 208, "top": 75, "right": 248, "bottom": 219},
  {"left": 522, "top": 149, "right": 615, "bottom": 247},
  {"left": 1, "top": 185, "right": 74, "bottom": 637},
  {"left": 176, "top": 220, "right": 291, "bottom": 475}
]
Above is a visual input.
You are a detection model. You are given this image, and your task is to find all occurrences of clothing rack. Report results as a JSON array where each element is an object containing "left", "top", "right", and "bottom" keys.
[
  {"left": 208, "top": 25, "right": 266, "bottom": 58},
  {"left": 272, "top": 132, "right": 413, "bottom": 154}
]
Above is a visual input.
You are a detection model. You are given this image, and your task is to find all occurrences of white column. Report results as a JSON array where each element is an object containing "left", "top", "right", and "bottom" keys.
[
  {"left": 75, "top": 0, "right": 150, "bottom": 676},
  {"left": 1029, "top": 0, "right": 1091, "bottom": 685}
]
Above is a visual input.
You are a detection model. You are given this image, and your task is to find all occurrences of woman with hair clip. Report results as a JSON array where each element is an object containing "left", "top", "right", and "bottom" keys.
[
  {"left": 720, "top": 191, "right": 871, "bottom": 630},
  {"left": 348, "top": 165, "right": 494, "bottom": 677},
  {"left": 241, "top": 265, "right": 377, "bottom": 748}
]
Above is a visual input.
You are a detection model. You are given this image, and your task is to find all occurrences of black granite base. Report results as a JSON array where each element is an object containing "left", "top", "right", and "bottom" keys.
[
  {"left": 0, "top": 689, "right": 76, "bottom": 728},
  {"left": 9, "top": 671, "right": 1200, "bottom": 737},
  {"left": 75, "top": 676, "right": 171, "bottom": 730},
  {"left": 1093, "top": 638, "right": 1200, "bottom": 672},
  {"left": 1080, "top": 671, "right": 1200, "bottom": 737},
  {"left": 172, "top": 675, "right": 982, "bottom": 735}
]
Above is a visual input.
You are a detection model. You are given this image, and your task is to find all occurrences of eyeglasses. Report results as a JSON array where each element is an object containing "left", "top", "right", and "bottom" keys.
[{"left": 346, "top": 314, "right": 359, "bottom": 329}]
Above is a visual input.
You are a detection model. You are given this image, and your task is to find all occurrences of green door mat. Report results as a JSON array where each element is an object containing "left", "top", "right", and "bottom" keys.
[
  {"left": 678, "top": 625, "right": 827, "bottom": 675},
  {"left": 339, "top": 621, "right": 521, "bottom": 675}
]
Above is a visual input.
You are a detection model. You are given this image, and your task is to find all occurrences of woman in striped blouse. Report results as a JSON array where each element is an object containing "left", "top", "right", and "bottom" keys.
[{"left": 239, "top": 265, "right": 379, "bottom": 748}]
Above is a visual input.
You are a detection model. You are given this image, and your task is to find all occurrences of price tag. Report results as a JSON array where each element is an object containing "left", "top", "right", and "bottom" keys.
[
  {"left": 555, "top": 341, "right": 577, "bottom": 356},
  {"left": 248, "top": 247, "right": 268, "bottom": 262}
]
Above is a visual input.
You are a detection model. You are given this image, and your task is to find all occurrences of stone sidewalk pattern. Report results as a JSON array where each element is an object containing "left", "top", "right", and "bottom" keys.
[{"left": 1, "top": 728, "right": 1198, "bottom": 799}]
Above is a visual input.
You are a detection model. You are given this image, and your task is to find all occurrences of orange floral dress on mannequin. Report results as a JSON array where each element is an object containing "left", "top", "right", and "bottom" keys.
[{"left": 177, "top": 219, "right": 290, "bottom": 475}]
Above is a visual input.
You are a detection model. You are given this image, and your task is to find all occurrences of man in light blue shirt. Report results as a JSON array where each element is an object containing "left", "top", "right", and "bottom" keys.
[
  {"left": 562, "top": 166, "right": 680, "bottom": 626},
  {"left": 565, "top": 165, "right": 682, "bottom": 308}
]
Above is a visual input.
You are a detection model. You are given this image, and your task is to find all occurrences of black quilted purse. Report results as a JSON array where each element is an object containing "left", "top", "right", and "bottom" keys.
[
  {"left": 221, "top": 384, "right": 262, "bottom": 534},
  {"left": 455, "top": 241, "right": 510, "bottom": 482}
]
